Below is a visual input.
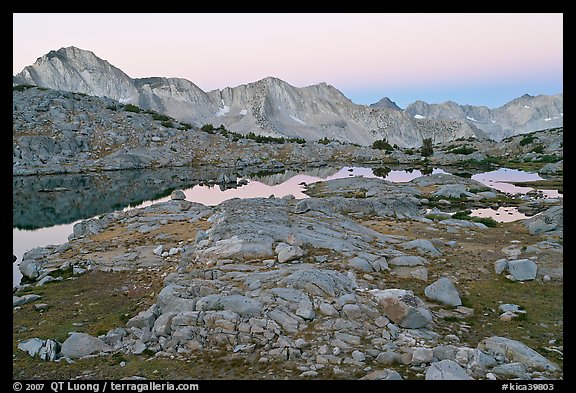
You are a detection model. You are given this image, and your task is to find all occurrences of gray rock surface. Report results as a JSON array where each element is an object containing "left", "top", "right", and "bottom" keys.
[
  {"left": 478, "top": 336, "right": 559, "bottom": 372},
  {"left": 170, "top": 190, "right": 186, "bottom": 200},
  {"left": 17, "top": 338, "right": 46, "bottom": 357},
  {"left": 39, "top": 339, "right": 60, "bottom": 361},
  {"left": 13, "top": 294, "right": 42, "bottom": 307},
  {"left": 491, "top": 362, "right": 528, "bottom": 379},
  {"left": 425, "top": 359, "right": 472, "bottom": 380},
  {"left": 507, "top": 259, "right": 538, "bottom": 281},
  {"left": 361, "top": 369, "right": 403, "bottom": 380},
  {"left": 11, "top": 172, "right": 564, "bottom": 379},
  {"left": 525, "top": 204, "right": 563, "bottom": 235},
  {"left": 388, "top": 255, "right": 428, "bottom": 267},
  {"left": 195, "top": 294, "right": 262, "bottom": 316},
  {"left": 370, "top": 289, "right": 432, "bottom": 329},
  {"left": 405, "top": 94, "right": 563, "bottom": 141},
  {"left": 60, "top": 332, "right": 113, "bottom": 358},
  {"left": 432, "top": 184, "right": 472, "bottom": 199},
  {"left": 424, "top": 277, "right": 462, "bottom": 307},
  {"left": 275, "top": 243, "right": 305, "bottom": 263},
  {"left": 399, "top": 239, "right": 441, "bottom": 256},
  {"left": 412, "top": 348, "right": 434, "bottom": 364},
  {"left": 494, "top": 259, "right": 508, "bottom": 274}
]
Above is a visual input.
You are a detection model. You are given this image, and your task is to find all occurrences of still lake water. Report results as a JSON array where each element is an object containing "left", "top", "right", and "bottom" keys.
[{"left": 13, "top": 166, "right": 560, "bottom": 286}]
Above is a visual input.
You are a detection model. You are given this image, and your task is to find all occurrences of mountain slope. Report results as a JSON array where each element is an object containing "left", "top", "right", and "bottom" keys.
[
  {"left": 14, "top": 47, "right": 139, "bottom": 104},
  {"left": 370, "top": 97, "right": 402, "bottom": 111},
  {"left": 14, "top": 46, "right": 560, "bottom": 146},
  {"left": 404, "top": 94, "right": 563, "bottom": 141}
]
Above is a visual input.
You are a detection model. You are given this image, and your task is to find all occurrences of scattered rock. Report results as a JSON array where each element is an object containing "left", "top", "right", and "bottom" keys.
[
  {"left": 352, "top": 350, "right": 366, "bottom": 362},
  {"left": 412, "top": 348, "right": 434, "bottom": 364},
  {"left": 507, "top": 259, "right": 537, "bottom": 281},
  {"left": 399, "top": 239, "right": 441, "bottom": 256},
  {"left": 478, "top": 336, "right": 559, "bottom": 372},
  {"left": 39, "top": 339, "right": 60, "bottom": 361},
  {"left": 170, "top": 190, "right": 186, "bottom": 200},
  {"left": 525, "top": 204, "right": 563, "bottom": 234},
  {"left": 13, "top": 294, "right": 42, "bottom": 307},
  {"left": 126, "top": 306, "right": 157, "bottom": 330},
  {"left": 388, "top": 255, "right": 428, "bottom": 267},
  {"left": 275, "top": 243, "right": 305, "bottom": 263},
  {"left": 195, "top": 294, "right": 262, "bottom": 316},
  {"left": 60, "top": 332, "right": 113, "bottom": 358},
  {"left": 425, "top": 359, "right": 472, "bottom": 380},
  {"left": 391, "top": 266, "right": 429, "bottom": 281},
  {"left": 538, "top": 161, "right": 563, "bottom": 175},
  {"left": 376, "top": 350, "right": 402, "bottom": 365},
  {"left": 18, "top": 338, "right": 46, "bottom": 357},
  {"left": 424, "top": 277, "right": 462, "bottom": 307},
  {"left": 494, "top": 259, "right": 508, "bottom": 274},
  {"left": 34, "top": 303, "right": 51, "bottom": 311},
  {"left": 361, "top": 369, "right": 403, "bottom": 380},
  {"left": 370, "top": 289, "right": 433, "bottom": 329},
  {"left": 294, "top": 199, "right": 310, "bottom": 214}
]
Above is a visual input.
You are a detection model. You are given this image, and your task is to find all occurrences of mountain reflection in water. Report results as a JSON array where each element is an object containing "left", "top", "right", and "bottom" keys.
[{"left": 12, "top": 164, "right": 560, "bottom": 286}]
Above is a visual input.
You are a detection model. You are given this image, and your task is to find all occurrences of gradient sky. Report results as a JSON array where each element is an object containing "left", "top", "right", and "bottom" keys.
[{"left": 13, "top": 13, "right": 562, "bottom": 109}]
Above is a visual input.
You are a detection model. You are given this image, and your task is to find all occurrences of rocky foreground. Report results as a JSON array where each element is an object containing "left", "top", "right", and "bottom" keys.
[{"left": 13, "top": 174, "right": 563, "bottom": 380}]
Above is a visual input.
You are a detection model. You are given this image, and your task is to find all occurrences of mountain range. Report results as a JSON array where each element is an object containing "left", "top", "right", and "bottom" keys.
[{"left": 13, "top": 46, "right": 563, "bottom": 147}]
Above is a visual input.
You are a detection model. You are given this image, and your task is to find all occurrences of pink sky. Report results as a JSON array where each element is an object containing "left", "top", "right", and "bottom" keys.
[{"left": 13, "top": 13, "right": 562, "bottom": 108}]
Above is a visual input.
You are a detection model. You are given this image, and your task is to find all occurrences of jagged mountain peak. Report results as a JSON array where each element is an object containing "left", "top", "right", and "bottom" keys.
[
  {"left": 38, "top": 46, "right": 125, "bottom": 76},
  {"left": 15, "top": 46, "right": 138, "bottom": 104},
  {"left": 370, "top": 97, "right": 402, "bottom": 111},
  {"left": 13, "top": 46, "right": 562, "bottom": 145},
  {"left": 45, "top": 46, "right": 96, "bottom": 59}
]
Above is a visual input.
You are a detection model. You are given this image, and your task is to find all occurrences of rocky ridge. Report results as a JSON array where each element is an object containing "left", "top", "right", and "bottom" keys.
[
  {"left": 12, "top": 86, "right": 395, "bottom": 175},
  {"left": 12, "top": 86, "right": 563, "bottom": 176},
  {"left": 14, "top": 47, "right": 562, "bottom": 146},
  {"left": 405, "top": 94, "right": 563, "bottom": 141}
]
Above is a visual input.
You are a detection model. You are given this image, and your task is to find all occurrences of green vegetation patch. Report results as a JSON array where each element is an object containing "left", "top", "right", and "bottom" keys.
[
  {"left": 424, "top": 214, "right": 450, "bottom": 221},
  {"left": 178, "top": 122, "right": 192, "bottom": 131},
  {"left": 13, "top": 84, "right": 37, "bottom": 92},
  {"left": 152, "top": 113, "right": 171, "bottom": 122},
  {"left": 452, "top": 209, "right": 498, "bottom": 227},
  {"left": 508, "top": 179, "right": 563, "bottom": 192},
  {"left": 123, "top": 104, "right": 142, "bottom": 113},
  {"left": 372, "top": 166, "right": 391, "bottom": 178},
  {"left": 519, "top": 135, "right": 538, "bottom": 146},
  {"left": 372, "top": 138, "right": 394, "bottom": 151},
  {"left": 200, "top": 124, "right": 305, "bottom": 144},
  {"left": 449, "top": 146, "right": 477, "bottom": 155},
  {"left": 13, "top": 270, "right": 158, "bottom": 344},
  {"left": 420, "top": 138, "right": 434, "bottom": 157},
  {"left": 457, "top": 276, "right": 563, "bottom": 367}
]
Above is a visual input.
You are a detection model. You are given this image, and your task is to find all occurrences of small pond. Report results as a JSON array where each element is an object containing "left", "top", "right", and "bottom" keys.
[{"left": 13, "top": 165, "right": 560, "bottom": 286}]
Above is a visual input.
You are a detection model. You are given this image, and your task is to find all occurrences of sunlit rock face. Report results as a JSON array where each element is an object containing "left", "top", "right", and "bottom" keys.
[
  {"left": 11, "top": 47, "right": 491, "bottom": 147},
  {"left": 14, "top": 47, "right": 139, "bottom": 104}
]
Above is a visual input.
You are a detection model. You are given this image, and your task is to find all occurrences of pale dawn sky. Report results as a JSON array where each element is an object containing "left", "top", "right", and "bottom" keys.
[{"left": 13, "top": 13, "right": 563, "bottom": 109}]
